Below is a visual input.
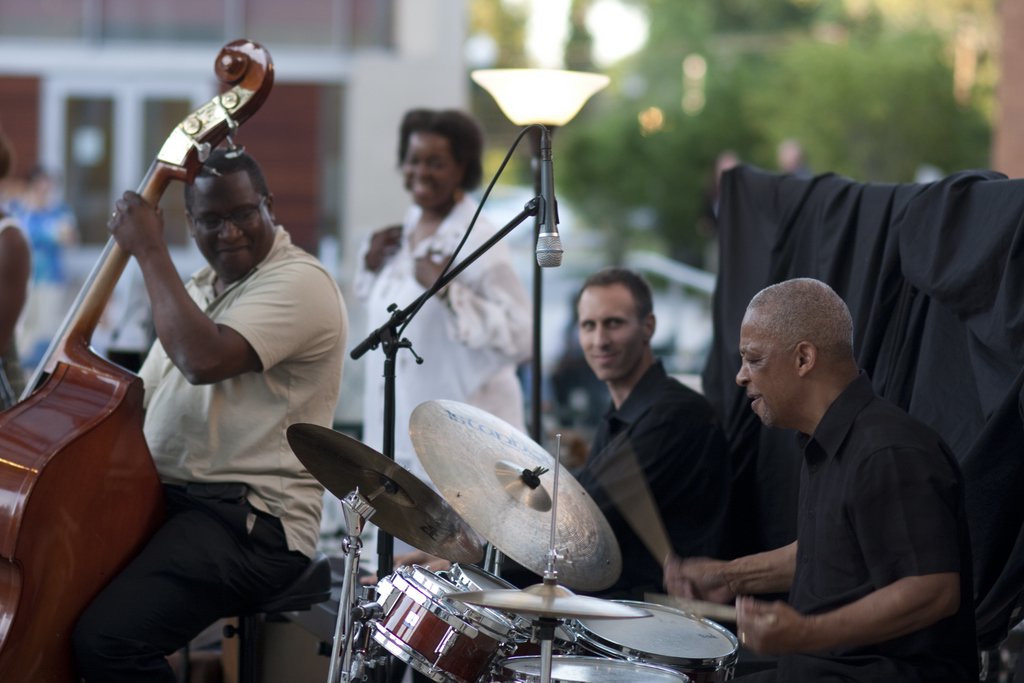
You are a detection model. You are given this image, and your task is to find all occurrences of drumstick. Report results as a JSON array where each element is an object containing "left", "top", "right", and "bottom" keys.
[
  {"left": 644, "top": 592, "right": 737, "bottom": 623},
  {"left": 586, "top": 437, "right": 672, "bottom": 565}
]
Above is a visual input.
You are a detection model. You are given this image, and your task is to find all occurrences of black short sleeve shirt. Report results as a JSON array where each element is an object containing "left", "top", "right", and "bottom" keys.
[
  {"left": 578, "top": 361, "right": 731, "bottom": 598},
  {"left": 779, "top": 373, "right": 977, "bottom": 682}
]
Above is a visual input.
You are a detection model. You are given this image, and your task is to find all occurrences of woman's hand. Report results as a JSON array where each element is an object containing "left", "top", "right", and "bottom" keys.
[
  {"left": 414, "top": 249, "right": 450, "bottom": 289},
  {"left": 364, "top": 225, "right": 402, "bottom": 272}
]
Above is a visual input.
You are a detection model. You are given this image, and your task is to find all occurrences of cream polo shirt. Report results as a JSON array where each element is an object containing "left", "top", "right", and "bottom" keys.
[{"left": 139, "top": 227, "right": 347, "bottom": 557}]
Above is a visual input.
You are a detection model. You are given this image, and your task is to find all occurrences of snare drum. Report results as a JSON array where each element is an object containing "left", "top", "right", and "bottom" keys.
[
  {"left": 572, "top": 601, "right": 737, "bottom": 682},
  {"left": 371, "top": 565, "right": 517, "bottom": 683},
  {"left": 497, "top": 655, "right": 691, "bottom": 682}
]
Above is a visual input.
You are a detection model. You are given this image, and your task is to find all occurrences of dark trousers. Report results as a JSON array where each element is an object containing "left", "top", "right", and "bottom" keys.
[{"left": 73, "top": 484, "right": 309, "bottom": 683}]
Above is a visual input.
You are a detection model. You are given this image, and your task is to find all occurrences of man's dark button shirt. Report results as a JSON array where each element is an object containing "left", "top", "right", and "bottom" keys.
[
  {"left": 577, "top": 360, "right": 730, "bottom": 598},
  {"left": 777, "top": 373, "right": 977, "bottom": 682}
]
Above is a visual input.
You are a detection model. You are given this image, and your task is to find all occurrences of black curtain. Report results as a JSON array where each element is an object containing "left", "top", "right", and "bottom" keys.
[{"left": 704, "top": 164, "right": 1024, "bottom": 649}]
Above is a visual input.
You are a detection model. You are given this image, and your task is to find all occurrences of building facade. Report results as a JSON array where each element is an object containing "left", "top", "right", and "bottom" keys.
[{"left": 0, "top": 0, "right": 471, "bottom": 423}]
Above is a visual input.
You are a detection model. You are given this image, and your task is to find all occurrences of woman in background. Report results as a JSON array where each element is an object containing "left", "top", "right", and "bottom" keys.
[{"left": 356, "top": 108, "right": 532, "bottom": 487}]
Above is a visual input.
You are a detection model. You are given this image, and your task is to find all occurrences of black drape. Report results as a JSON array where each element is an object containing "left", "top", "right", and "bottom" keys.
[{"left": 704, "top": 164, "right": 1024, "bottom": 648}]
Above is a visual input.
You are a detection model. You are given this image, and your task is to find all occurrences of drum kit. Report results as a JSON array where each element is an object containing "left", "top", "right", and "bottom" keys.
[{"left": 286, "top": 400, "right": 738, "bottom": 683}]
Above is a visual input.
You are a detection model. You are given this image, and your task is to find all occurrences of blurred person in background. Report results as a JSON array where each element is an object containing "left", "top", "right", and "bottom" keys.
[
  {"left": 0, "top": 128, "right": 30, "bottom": 407},
  {"left": 776, "top": 139, "right": 811, "bottom": 177},
  {"left": 6, "top": 165, "right": 79, "bottom": 368},
  {"left": 697, "top": 150, "right": 741, "bottom": 272}
]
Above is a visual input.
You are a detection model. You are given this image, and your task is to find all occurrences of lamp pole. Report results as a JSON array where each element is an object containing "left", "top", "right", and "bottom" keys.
[
  {"left": 471, "top": 68, "right": 609, "bottom": 446},
  {"left": 529, "top": 125, "right": 546, "bottom": 443}
]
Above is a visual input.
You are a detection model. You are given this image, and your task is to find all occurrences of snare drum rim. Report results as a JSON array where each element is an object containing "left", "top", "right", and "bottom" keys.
[
  {"left": 574, "top": 600, "right": 738, "bottom": 671},
  {"left": 447, "top": 563, "right": 517, "bottom": 592},
  {"left": 408, "top": 564, "right": 460, "bottom": 597}
]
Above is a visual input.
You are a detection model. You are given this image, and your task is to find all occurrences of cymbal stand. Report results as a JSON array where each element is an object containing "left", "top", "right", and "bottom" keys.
[
  {"left": 537, "top": 435, "right": 563, "bottom": 683},
  {"left": 327, "top": 489, "right": 374, "bottom": 683}
]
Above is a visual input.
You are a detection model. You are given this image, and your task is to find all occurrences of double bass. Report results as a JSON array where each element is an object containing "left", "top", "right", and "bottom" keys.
[{"left": 0, "top": 40, "right": 274, "bottom": 681}]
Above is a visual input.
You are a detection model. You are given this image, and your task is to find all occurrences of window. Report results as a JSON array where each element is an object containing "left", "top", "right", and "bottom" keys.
[{"left": 0, "top": 0, "right": 393, "bottom": 49}]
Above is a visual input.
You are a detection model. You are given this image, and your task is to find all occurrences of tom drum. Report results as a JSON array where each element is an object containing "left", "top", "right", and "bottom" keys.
[
  {"left": 496, "top": 655, "right": 691, "bottom": 682},
  {"left": 572, "top": 600, "right": 737, "bottom": 682}
]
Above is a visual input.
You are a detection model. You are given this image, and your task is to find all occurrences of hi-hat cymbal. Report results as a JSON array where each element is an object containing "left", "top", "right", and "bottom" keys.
[
  {"left": 454, "top": 582, "right": 651, "bottom": 620},
  {"left": 287, "top": 423, "right": 484, "bottom": 563},
  {"left": 408, "top": 400, "right": 621, "bottom": 591}
]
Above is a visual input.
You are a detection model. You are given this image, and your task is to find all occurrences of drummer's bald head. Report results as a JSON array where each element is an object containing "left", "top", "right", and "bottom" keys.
[{"left": 746, "top": 278, "right": 854, "bottom": 362}]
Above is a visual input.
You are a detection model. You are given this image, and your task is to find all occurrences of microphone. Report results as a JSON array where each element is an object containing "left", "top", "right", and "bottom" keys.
[{"left": 536, "top": 126, "right": 563, "bottom": 267}]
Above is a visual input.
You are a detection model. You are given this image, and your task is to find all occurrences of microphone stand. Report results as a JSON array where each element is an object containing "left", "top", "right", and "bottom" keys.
[{"left": 350, "top": 196, "right": 541, "bottom": 584}]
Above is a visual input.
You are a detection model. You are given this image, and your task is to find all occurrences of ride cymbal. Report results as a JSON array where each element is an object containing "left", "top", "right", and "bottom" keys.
[{"left": 408, "top": 400, "right": 621, "bottom": 591}]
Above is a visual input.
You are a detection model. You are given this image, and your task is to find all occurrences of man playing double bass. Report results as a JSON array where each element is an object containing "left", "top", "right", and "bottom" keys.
[{"left": 73, "top": 148, "right": 348, "bottom": 682}]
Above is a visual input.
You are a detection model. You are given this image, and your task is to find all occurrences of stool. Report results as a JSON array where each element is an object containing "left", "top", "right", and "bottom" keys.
[{"left": 222, "top": 551, "right": 333, "bottom": 683}]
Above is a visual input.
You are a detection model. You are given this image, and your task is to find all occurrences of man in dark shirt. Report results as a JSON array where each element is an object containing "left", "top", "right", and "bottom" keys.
[
  {"left": 574, "top": 267, "right": 730, "bottom": 598},
  {"left": 665, "top": 277, "right": 978, "bottom": 682}
]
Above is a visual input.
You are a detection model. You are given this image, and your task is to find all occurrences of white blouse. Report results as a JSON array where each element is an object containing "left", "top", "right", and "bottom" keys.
[{"left": 355, "top": 196, "right": 532, "bottom": 485}]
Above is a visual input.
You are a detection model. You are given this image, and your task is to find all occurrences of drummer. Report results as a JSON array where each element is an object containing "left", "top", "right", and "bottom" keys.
[
  {"left": 665, "top": 278, "right": 978, "bottom": 682},
  {"left": 571, "top": 267, "right": 731, "bottom": 598}
]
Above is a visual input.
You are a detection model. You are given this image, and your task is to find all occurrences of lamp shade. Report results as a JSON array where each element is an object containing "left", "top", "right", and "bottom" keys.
[{"left": 471, "top": 68, "right": 610, "bottom": 127}]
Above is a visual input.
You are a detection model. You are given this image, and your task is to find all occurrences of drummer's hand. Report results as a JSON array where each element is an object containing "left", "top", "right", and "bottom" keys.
[
  {"left": 394, "top": 549, "right": 451, "bottom": 574},
  {"left": 736, "top": 595, "right": 803, "bottom": 654},
  {"left": 664, "top": 553, "right": 735, "bottom": 603}
]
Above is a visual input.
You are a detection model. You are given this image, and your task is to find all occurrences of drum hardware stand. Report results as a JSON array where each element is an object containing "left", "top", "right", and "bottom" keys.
[
  {"left": 328, "top": 489, "right": 379, "bottom": 683},
  {"left": 535, "top": 435, "right": 564, "bottom": 683}
]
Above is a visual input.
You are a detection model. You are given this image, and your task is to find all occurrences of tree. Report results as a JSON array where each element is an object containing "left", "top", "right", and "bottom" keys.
[
  {"left": 750, "top": 29, "right": 991, "bottom": 181},
  {"left": 550, "top": 0, "right": 995, "bottom": 267}
]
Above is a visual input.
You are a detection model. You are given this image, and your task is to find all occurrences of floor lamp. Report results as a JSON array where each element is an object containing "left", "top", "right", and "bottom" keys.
[{"left": 471, "top": 68, "right": 609, "bottom": 447}]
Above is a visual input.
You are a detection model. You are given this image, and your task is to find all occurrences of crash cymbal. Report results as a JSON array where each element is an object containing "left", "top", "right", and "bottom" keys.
[
  {"left": 287, "top": 423, "right": 484, "bottom": 563},
  {"left": 455, "top": 582, "right": 651, "bottom": 620},
  {"left": 408, "top": 400, "right": 621, "bottom": 591}
]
